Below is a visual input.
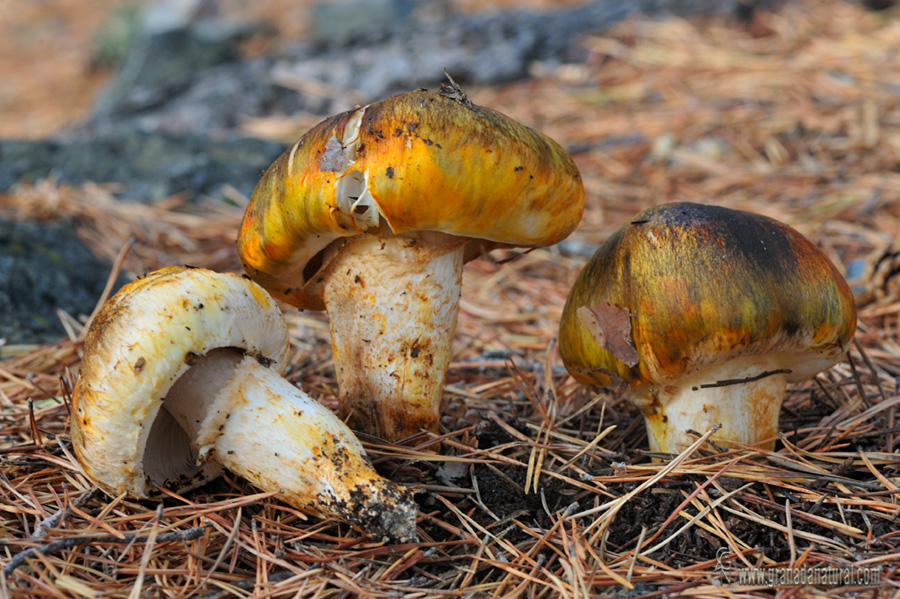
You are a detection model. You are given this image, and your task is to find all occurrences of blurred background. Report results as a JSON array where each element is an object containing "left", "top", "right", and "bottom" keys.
[{"left": 0, "top": 0, "right": 603, "bottom": 139}]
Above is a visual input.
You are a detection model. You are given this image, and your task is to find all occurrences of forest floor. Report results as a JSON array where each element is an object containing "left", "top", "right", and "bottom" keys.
[{"left": 1, "top": 0, "right": 899, "bottom": 597}]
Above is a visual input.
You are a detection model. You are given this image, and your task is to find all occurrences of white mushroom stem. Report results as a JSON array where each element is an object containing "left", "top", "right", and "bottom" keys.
[
  {"left": 322, "top": 232, "right": 466, "bottom": 442},
  {"left": 631, "top": 355, "right": 792, "bottom": 454},
  {"left": 163, "top": 348, "right": 417, "bottom": 543}
]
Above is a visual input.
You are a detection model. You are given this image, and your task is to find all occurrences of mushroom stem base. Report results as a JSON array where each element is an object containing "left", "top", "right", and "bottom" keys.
[
  {"left": 632, "top": 356, "right": 789, "bottom": 454},
  {"left": 323, "top": 232, "right": 465, "bottom": 442},
  {"left": 163, "top": 349, "right": 417, "bottom": 543}
]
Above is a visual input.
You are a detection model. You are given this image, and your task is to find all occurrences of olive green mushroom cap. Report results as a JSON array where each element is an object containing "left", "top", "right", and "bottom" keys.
[{"left": 559, "top": 202, "right": 857, "bottom": 390}]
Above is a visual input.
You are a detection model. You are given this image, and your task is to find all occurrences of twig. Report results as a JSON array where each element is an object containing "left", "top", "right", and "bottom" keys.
[
  {"left": 693, "top": 369, "right": 792, "bottom": 390},
  {"left": 26, "top": 399, "right": 42, "bottom": 449},
  {"left": 3, "top": 526, "right": 207, "bottom": 577},
  {"left": 846, "top": 352, "right": 871, "bottom": 409},
  {"left": 32, "top": 488, "right": 97, "bottom": 538},
  {"left": 786, "top": 499, "right": 797, "bottom": 567}
]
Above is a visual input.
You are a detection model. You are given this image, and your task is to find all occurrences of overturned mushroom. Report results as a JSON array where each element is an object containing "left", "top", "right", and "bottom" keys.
[
  {"left": 559, "top": 203, "right": 857, "bottom": 453},
  {"left": 238, "top": 87, "right": 585, "bottom": 442},
  {"left": 71, "top": 266, "right": 417, "bottom": 543}
]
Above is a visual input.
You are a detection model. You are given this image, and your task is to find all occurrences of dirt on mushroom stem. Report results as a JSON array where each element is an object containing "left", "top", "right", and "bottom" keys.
[{"left": 161, "top": 345, "right": 419, "bottom": 543}]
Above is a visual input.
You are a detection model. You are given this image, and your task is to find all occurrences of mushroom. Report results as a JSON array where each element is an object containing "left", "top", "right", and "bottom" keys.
[
  {"left": 237, "top": 86, "right": 585, "bottom": 442},
  {"left": 71, "top": 266, "right": 417, "bottom": 543},
  {"left": 558, "top": 202, "right": 857, "bottom": 453}
]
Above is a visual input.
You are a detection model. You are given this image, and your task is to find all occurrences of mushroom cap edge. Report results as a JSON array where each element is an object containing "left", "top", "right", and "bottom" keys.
[{"left": 71, "top": 266, "right": 291, "bottom": 498}]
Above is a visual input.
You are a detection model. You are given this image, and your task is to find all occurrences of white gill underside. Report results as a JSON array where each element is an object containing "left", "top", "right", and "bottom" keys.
[{"left": 334, "top": 106, "right": 381, "bottom": 231}]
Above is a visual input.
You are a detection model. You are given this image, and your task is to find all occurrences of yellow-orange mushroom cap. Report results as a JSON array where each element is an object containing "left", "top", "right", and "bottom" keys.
[
  {"left": 236, "top": 87, "right": 585, "bottom": 442},
  {"left": 237, "top": 88, "right": 585, "bottom": 309},
  {"left": 559, "top": 202, "right": 857, "bottom": 452}
]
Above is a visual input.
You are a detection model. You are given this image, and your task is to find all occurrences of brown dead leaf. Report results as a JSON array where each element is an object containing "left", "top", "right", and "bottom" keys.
[{"left": 576, "top": 303, "right": 639, "bottom": 367}]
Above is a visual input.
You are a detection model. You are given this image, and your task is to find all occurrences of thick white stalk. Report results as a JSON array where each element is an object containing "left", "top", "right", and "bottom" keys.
[
  {"left": 163, "top": 348, "right": 417, "bottom": 543},
  {"left": 322, "top": 232, "right": 465, "bottom": 442},
  {"left": 631, "top": 356, "right": 789, "bottom": 454}
]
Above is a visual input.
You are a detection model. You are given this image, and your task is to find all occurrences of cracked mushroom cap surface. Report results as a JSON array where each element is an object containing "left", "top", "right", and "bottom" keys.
[
  {"left": 559, "top": 202, "right": 857, "bottom": 389},
  {"left": 71, "top": 266, "right": 290, "bottom": 498},
  {"left": 237, "top": 88, "right": 585, "bottom": 309}
]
